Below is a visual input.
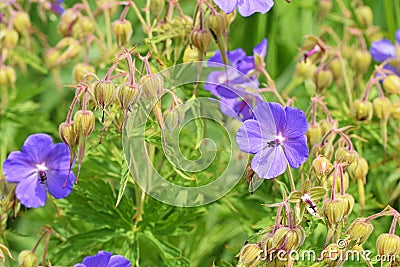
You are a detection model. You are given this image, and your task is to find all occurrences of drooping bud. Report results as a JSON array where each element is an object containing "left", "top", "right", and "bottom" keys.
[
  {"left": 335, "top": 147, "right": 357, "bottom": 166},
  {"left": 383, "top": 75, "right": 400, "bottom": 94},
  {"left": 347, "top": 156, "right": 368, "bottom": 180},
  {"left": 337, "top": 193, "right": 354, "bottom": 217},
  {"left": 373, "top": 97, "right": 391, "bottom": 120},
  {"left": 272, "top": 226, "right": 305, "bottom": 251},
  {"left": 117, "top": 83, "right": 140, "bottom": 110},
  {"left": 356, "top": 6, "right": 373, "bottom": 27},
  {"left": 18, "top": 250, "right": 39, "bottom": 267},
  {"left": 352, "top": 50, "right": 371, "bottom": 74},
  {"left": 72, "top": 16, "right": 94, "bottom": 38},
  {"left": 150, "top": 0, "right": 165, "bottom": 17},
  {"left": 140, "top": 73, "right": 164, "bottom": 98},
  {"left": 345, "top": 218, "right": 374, "bottom": 244},
  {"left": 74, "top": 110, "right": 95, "bottom": 137},
  {"left": 328, "top": 58, "right": 342, "bottom": 80},
  {"left": 391, "top": 101, "right": 400, "bottom": 120},
  {"left": 318, "top": 0, "right": 332, "bottom": 20},
  {"left": 323, "top": 198, "right": 347, "bottom": 225},
  {"left": 13, "top": 12, "right": 31, "bottom": 34},
  {"left": 72, "top": 63, "right": 95, "bottom": 83},
  {"left": 326, "top": 172, "right": 349, "bottom": 192},
  {"left": 237, "top": 243, "right": 263, "bottom": 267},
  {"left": 207, "top": 13, "right": 226, "bottom": 37},
  {"left": 58, "top": 9, "right": 79, "bottom": 36},
  {"left": 321, "top": 243, "right": 342, "bottom": 267},
  {"left": 93, "top": 80, "right": 115, "bottom": 110},
  {"left": 112, "top": 20, "right": 133, "bottom": 47},
  {"left": 59, "top": 121, "right": 77, "bottom": 147},
  {"left": 164, "top": 108, "right": 185, "bottom": 132},
  {"left": 3, "top": 29, "right": 19, "bottom": 49},
  {"left": 311, "top": 143, "right": 334, "bottom": 159},
  {"left": 296, "top": 60, "right": 316, "bottom": 80},
  {"left": 376, "top": 233, "right": 400, "bottom": 257},
  {"left": 44, "top": 49, "right": 60, "bottom": 68},
  {"left": 314, "top": 69, "right": 333, "bottom": 93},
  {"left": 312, "top": 156, "right": 333, "bottom": 179},
  {"left": 189, "top": 29, "right": 212, "bottom": 54},
  {"left": 351, "top": 99, "right": 373, "bottom": 121},
  {"left": 0, "top": 66, "right": 17, "bottom": 88},
  {"left": 306, "top": 123, "right": 322, "bottom": 146}
]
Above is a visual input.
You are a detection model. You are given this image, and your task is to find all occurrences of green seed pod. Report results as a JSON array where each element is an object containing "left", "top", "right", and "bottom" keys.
[
  {"left": 261, "top": 233, "right": 274, "bottom": 252},
  {"left": 345, "top": 218, "right": 374, "bottom": 244},
  {"left": 351, "top": 99, "right": 373, "bottom": 121},
  {"left": 113, "top": 20, "right": 133, "bottom": 47},
  {"left": 237, "top": 243, "right": 263, "bottom": 267},
  {"left": 189, "top": 29, "right": 212, "bottom": 55},
  {"left": 328, "top": 58, "right": 341, "bottom": 80},
  {"left": 140, "top": 73, "right": 164, "bottom": 98},
  {"left": 207, "top": 13, "right": 226, "bottom": 37},
  {"left": 58, "top": 9, "right": 79, "bottom": 36},
  {"left": 347, "top": 156, "right": 368, "bottom": 180},
  {"left": 59, "top": 121, "right": 77, "bottom": 147},
  {"left": 3, "top": 29, "right": 19, "bottom": 49},
  {"left": 150, "top": 0, "right": 165, "bottom": 17},
  {"left": 312, "top": 156, "right": 333, "bottom": 179},
  {"left": 326, "top": 172, "right": 349, "bottom": 193},
  {"left": 296, "top": 60, "right": 316, "bottom": 80},
  {"left": 352, "top": 50, "right": 371, "bottom": 74},
  {"left": 74, "top": 110, "right": 95, "bottom": 137},
  {"left": 323, "top": 198, "right": 346, "bottom": 225},
  {"left": 117, "top": 83, "right": 140, "bottom": 109},
  {"left": 306, "top": 123, "right": 322, "bottom": 147},
  {"left": 18, "top": 250, "right": 39, "bottom": 267},
  {"left": 93, "top": 80, "right": 115, "bottom": 109},
  {"left": 335, "top": 147, "right": 357, "bottom": 166},
  {"left": 337, "top": 193, "right": 354, "bottom": 217},
  {"left": 13, "top": 12, "right": 31, "bottom": 34},
  {"left": 72, "top": 63, "right": 95, "bottom": 83},
  {"left": 373, "top": 97, "right": 392, "bottom": 120},
  {"left": 356, "top": 6, "right": 373, "bottom": 27},
  {"left": 314, "top": 69, "right": 333, "bottom": 93},
  {"left": 383, "top": 75, "right": 400, "bottom": 94},
  {"left": 311, "top": 143, "right": 334, "bottom": 159},
  {"left": 376, "top": 233, "right": 400, "bottom": 257},
  {"left": 322, "top": 243, "right": 342, "bottom": 267}
]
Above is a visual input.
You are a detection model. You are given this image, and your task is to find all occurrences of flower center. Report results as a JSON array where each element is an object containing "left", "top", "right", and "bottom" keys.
[
  {"left": 36, "top": 163, "right": 48, "bottom": 184},
  {"left": 274, "top": 133, "right": 286, "bottom": 144}
]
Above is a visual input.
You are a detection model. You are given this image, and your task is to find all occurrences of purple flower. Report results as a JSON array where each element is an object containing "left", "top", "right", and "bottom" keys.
[
  {"left": 2, "top": 134, "right": 75, "bottom": 208},
  {"left": 370, "top": 29, "right": 400, "bottom": 75},
  {"left": 236, "top": 102, "right": 309, "bottom": 179},
  {"left": 74, "top": 251, "right": 131, "bottom": 267},
  {"left": 213, "top": 0, "right": 274, "bottom": 17}
]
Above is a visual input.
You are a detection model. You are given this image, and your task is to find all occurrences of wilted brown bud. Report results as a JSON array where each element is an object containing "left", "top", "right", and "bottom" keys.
[
  {"left": 18, "top": 250, "right": 39, "bottom": 267},
  {"left": 140, "top": 73, "right": 164, "bottom": 98},
  {"left": 72, "top": 63, "right": 95, "bottom": 83},
  {"left": 113, "top": 20, "right": 133, "bottom": 47},
  {"left": 352, "top": 50, "right": 371, "bottom": 74},
  {"left": 351, "top": 99, "right": 373, "bottom": 121},
  {"left": 74, "top": 110, "right": 95, "bottom": 137},
  {"left": 189, "top": 29, "right": 212, "bottom": 54},
  {"left": 376, "top": 233, "right": 400, "bottom": 257},
  {"left": 383, "top": 75, "right": 400, "bottom": 94},
  {"left": 373, "top": 97, "right": 391, "bottom": 120},
  {"left": 93, "top": 80, "right": 115, "bottom": 109},
  {"left": 13, "top": 12, "right": 31, "bottom": 34},
  {"left": 345, "top": 218, "right": 374, "bottom": 244},
  {"left": 117, "top": 83, "right": 140, "bottom": 109}
]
